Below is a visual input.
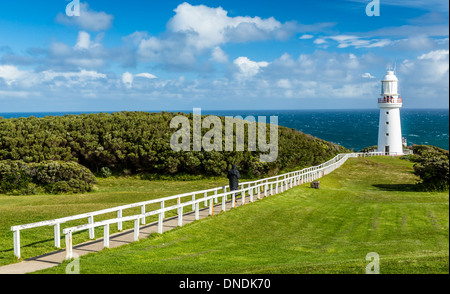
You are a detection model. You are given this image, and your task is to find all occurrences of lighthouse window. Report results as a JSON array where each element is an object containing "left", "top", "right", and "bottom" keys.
[
  {"left": 386, "top": 133, "right": 389, "bottom": 136},
  {"left": 386, "top": 122, "right": 389, "bottom": 125},
  {"left": 386, "top": 111, "right": 389, "bottom": 115}
]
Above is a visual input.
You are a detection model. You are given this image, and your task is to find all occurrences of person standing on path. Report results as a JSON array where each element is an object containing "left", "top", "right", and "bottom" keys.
[{"left": 227, "top": 165, "right": 241, "bottom": 204}]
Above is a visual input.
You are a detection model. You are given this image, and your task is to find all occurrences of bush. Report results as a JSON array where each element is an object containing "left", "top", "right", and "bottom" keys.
[
  {"left": 49, "top": 181, "right": 72, "bottom": 194},
  {"left": 0, "top": 161, "right": 33, "bottom": 195},
  {"left": 414, "top": 157, "right": 449, "bottom": 191},
  {"left": 0, "top": 112, "right": 348, "bottom": 178},
  {"left": 0, "top": 160, "right": 96, "bottom": 195},
  {"left": 100, "top": 167, "right": 112, "bottom": 178},
  {"left": 410, "top": 145, "right": 449, "bottom": 191}
]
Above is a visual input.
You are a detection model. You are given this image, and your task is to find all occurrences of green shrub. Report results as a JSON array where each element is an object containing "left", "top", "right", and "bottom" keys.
[
  {"left": 0, "top": 161, "right": 33, "bottom": 195},
  {"left": 48, "top": 181, "right": 72, "bottom": 194},
  {"left": 100, "top": 167, "right": 112, "bottom": 178},
  {"left": 410, "top": 145, "right": 449, "bottom": 191},
  {"left": 0, "top": 160, "right": 96, "bottom": 195},
  {"left": 0, "top": 112, "right": 348, "bottom": 178}
]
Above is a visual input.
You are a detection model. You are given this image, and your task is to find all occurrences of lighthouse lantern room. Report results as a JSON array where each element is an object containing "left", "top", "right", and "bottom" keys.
[{"left": 377, "top": 68, "right": 404, "bottom": 155}]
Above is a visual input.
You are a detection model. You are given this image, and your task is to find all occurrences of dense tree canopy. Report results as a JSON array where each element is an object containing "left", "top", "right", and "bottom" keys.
[{"left": 0, "top": 111, "right": 348, "bottom": 180}]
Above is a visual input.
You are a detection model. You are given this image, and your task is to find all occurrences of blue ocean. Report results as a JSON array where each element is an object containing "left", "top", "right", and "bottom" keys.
[{"left": 1, "top": 109, "right": 448, "bottom": 151}]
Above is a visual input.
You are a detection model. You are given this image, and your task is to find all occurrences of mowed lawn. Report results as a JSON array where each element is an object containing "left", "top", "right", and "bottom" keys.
[
  {"left": 0, "top": 176, "right": 228, "bottom": 266},
  {"left": 36, "top": 157, "right": 449, "bottom": 274}
]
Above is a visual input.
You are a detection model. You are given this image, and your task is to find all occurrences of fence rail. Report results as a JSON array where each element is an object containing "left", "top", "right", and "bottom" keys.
[{"left": 10, "top": 152, "right": 392, "bottom": 260}]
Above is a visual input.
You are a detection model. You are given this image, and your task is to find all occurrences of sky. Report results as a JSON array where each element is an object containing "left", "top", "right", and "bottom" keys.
[{"left": 0, "top": 0, "right": 448, "bottom": 112}]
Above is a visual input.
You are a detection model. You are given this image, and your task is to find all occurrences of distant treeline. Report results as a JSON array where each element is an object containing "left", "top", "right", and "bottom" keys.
[{"left": 0, "top": 111, "right": 348, "bottom": 179}]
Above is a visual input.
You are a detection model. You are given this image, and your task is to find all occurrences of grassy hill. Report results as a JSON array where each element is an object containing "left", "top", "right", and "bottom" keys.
[
  {"left": 0, "top": 176, "right": 229, "bottom": 266},
  {"left": 34, "top": 156, "right": 449, "bottom": 274}
]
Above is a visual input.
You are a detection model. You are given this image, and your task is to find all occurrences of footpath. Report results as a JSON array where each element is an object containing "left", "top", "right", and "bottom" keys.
[{"left": 0, "top": 190, "right": 271, "bottom": 274}]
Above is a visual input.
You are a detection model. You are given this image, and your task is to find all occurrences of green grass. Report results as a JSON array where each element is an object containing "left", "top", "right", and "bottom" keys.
[
  {"left": 34, "top": 157, "right": 449, "bottom": 274},
  {"left": 0, "top": 176, "right": 228, "bottom": 266}
]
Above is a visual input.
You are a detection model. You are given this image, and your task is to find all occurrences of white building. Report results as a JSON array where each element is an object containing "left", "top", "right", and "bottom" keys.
[{"left": 377, "top": 69, "right": 404, "bottom": 155}]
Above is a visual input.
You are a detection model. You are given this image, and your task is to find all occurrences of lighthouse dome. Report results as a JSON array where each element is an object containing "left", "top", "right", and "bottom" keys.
[{"left": 382, "top": 71, "right": 398, "bottom": 82}]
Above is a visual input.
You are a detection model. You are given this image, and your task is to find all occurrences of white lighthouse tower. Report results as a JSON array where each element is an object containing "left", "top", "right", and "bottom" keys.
[{"left": 377, "top": 68, "right": 404, "bottom": 155}]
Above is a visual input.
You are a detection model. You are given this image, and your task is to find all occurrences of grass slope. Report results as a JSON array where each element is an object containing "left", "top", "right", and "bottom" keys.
[
  {"left": 0, "top": 177, "right": 227, "bottom": 266},
  {"left": 35, "top": 157, "right": 449, "bottom": 274}
]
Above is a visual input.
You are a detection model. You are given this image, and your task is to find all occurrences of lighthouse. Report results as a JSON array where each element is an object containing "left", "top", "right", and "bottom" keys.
[{"left": 377, "top": 69, "right": 404, "bottom": 155}]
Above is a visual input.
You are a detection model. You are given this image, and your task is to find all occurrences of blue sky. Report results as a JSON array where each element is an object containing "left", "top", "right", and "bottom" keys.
[{"left": 0, "top": 0, "right": 448, "bottom": 112}]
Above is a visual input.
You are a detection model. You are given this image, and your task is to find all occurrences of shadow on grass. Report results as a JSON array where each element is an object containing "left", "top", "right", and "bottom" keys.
[
  {"left": 373, "top": 184, "right": 418, "bottom": 192},
  {"left": 0, "top": 237, "right": 56, "bottom": 254}
]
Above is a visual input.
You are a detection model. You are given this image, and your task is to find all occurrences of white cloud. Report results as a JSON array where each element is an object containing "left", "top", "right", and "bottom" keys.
[
  {"left": 121, "top": 72, "right": 158, "bottom": 89},
  {"left": 415, "top": 50, "right": 449, "bottom": 79},
  {"left": 122, "top": 72, "right": 134, "bottom": 89},
  {"left": 55, "top": 3, "right": 114, "bottom": 31},
  {"left": 42, "top": 69, "right": 107, "bottom": 81},
  {"left": 299, "top": 34, "right": 314, "bottom": 40},
  {"left": 418, "top": 49, "right": 449, "bottom": 61},
  {"left": 325, "top": 35, "right": 392, "bottom": 48},
  {"left": 362, "top": 73, "right": 376, "bottom": 79},
  {"left": 391, "top": 35, "right": 436, "bottom": 51},
  {"left": 211, "top": 46, "right": 228, "bottom": 63},
  {"left": 398, "top": 49, "right": 449, "bottom": 106},
  {"left": 45, "top": 31, "right": 109, "bottom": 70},
  {"left": 137, "top": 2, "right": 298, "bottom": 69},
  {"left": 167, "top": 2, "right": 286, "bottom": 50},
  {"left": 135, "top": 73, "right": 157, "bottom": 79},
  {"left": 314, "top": 38, "right": 327, "bottom": 44},
  {"left": 0, "top": 64, "right": 107, "bottom": 89},
  {"left": 233, "top": 56, "right": 269, "bottom": 79},
  {"left": 0, "top": 65, "right": 31, "bottom": 86},
  {"left": 277, "top": 79, "right": 292, "bottom": 89},
  {"left": 74, "top": 31, "right": 101, "bottom": 51}
]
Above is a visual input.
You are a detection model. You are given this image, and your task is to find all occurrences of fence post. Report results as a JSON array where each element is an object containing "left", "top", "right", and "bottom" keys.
[
  {"left": 195, "top": 202, "right": 200, "bottom": 220},
  {"left": 104, "top": 224, "right": 110, "bottom": 248},
  {"left": 191, "top": 194, "right": 195, "bottom": 211},
  {"left": 161, "top": 201, "right": 165, "bottom": 219},
  {"left": 13, "top": 230, "right": 20, "bottom": 260},
  {"left": 242, "top": 191, "right": 245, "bottom": 205},
  {"left": 117, "top": 209, "right": 123, "bottom": 231},
  {"left": 54, "top": 223, "right": 61, "bottom": 248},
  {"left": 88, "top": 215, "right": 95, "bottom": 239},
  {"left": 222, "top": 194, "right": 226, "bottom": 212},
  {"left": 209, "top": 198, "right": 214, "bottom": 215},
  {"left": 134, "top": 218, "right": 140, "bottom": 241},
  {"left": 158, "top": 212, "right": 163, "bottom": 234},
  {"left": 141, "top": 205, "right": 146, "bottom": 225},
  {"left": 65, "top": 231, "right": 72, "bottom": 260},
  {"left": 178, "top": 207, "right": 183, "bottom": 227}
]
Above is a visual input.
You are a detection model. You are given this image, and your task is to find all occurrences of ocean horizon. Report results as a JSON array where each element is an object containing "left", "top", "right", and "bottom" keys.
[{"left": 1, "top": 108, "right": 448, "bottom": 151}]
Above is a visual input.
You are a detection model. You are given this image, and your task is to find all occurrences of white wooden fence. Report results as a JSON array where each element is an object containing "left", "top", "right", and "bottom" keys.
[{"left": 10, "top": 152, "right": 391, "bottom": 260}]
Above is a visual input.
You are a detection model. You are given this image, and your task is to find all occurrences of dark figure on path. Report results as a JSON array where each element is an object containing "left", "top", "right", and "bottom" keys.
[{"left": 227, "top": 164, "right": 241, "bottom": 192}]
